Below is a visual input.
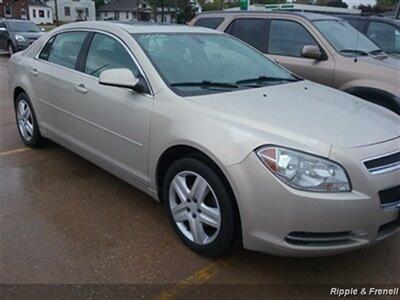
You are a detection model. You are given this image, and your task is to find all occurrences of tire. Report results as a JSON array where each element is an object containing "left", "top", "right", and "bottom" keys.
[
  {"left": 163, "top": 157, "right": 237, "bottom": 257},
  {"left": 7, "top": 41, "right": 15, "bottom": 57},
  {"left": 15, "top": 92, "right": 45, "bottom": 148}
]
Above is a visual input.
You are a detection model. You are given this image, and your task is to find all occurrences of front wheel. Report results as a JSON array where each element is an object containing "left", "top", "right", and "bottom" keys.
[{"left": 163, "top": 157, "right": 238, "bottom": 257}]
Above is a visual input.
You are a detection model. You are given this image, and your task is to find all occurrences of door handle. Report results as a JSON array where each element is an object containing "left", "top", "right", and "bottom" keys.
[
  {"left": 30, "top": 68, "right": 39, "bottom": 76},
  {"left": 74, "top": 84, "right": 88, "bottom": 94}
]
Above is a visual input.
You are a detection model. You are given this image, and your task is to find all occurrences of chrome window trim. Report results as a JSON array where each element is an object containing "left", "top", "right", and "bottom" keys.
[
  {"left": 362, "top": 150, "right": 400, "bottom": 176},
  {"left": 34, "top": 28, "right": 154, "bottom": 97}
]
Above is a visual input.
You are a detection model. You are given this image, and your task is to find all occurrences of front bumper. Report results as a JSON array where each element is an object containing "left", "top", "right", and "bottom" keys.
[{"left": 227, "top": 139, "right": 399, "bottom": 256}]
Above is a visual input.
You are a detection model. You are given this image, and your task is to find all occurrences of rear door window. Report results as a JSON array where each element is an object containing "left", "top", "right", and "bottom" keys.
[
  {"left": 46, "top": 31, "right": 88, "bottom": 70},
  {"left": 225, "top": 18, "right": 267, "bottom": 52},
  {"left": 193, "top": 17, "right": 224, "bottom": 29},
  {"left": 268, "top": 20, "right": 318, "bottom": 57}
]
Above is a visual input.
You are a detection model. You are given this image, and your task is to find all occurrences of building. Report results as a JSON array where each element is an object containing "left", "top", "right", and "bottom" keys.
[
  {"left": 0, "top": 0, "right": 53, "bottom": 24},
  {"left": 46, "top": 0, "right": 96, "bottom": 22},
  {"left": 97, "top": 0, "right": 176, "bottom": 23},
  {"left": 342, "top": 0, "right": 377, "bottom": 10}
]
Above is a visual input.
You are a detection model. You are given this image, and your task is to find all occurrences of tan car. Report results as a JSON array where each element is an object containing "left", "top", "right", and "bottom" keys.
[
  {"left": 190, "top": 12, "right": 400, "bottom": 114},
  {"left": 8, "top": 22, "right": 400, "bottom": 257}
]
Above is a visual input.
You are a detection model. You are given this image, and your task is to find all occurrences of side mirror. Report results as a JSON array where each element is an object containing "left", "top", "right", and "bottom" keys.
[
  {"left": 99, "top": 68, "right": 140, "bottom": 90},
  {"left": 301, "top": 45, "right": 323, "bottom": 60}
]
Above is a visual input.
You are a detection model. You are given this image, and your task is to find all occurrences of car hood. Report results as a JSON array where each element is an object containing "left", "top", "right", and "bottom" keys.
[
  {"left": 356, "top": 54, "right": 400, "bottom": 71},
  {"left": 15, "top": 32, "right": 44, "bottom": 39},
  {"left": 188, "top": 81, "right": 399, "bottom": 150}
]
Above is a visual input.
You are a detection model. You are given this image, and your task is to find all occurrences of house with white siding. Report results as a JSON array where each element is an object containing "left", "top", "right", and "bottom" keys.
[{"left": 46, "top": 0, "right": 96, "bottom": 22}]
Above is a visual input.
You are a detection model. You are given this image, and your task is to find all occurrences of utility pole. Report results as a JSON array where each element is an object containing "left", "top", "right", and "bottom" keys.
[
  {"left": 54, "top": 0, "right": 59, "bottom": 26},
  {"left": 161, "top": 0, "right": 165, "bottom": 22},
  {"left": 219, "top": 0, "right": 224, "bottom": 11},
  {"left": 136, "top": 0, "right": 139, "bottom": 21},
  {"left": 395, "top": 0, "right": 400, "bottom": 19}
]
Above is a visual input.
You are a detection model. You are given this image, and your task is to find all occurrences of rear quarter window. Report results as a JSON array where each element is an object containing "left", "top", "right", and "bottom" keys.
[{"left": 193, "top": 17, "right": 224, "bottom": 29}]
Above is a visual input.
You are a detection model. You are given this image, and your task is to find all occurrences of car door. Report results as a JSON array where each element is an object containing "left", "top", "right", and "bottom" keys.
[
  {"left": 266, "top": 19, "right": 335, "bottom": 86},
  {"left": 72, "top": 32, "right": 153, "bottom": 184},
  {"left": 34, "top": 31, "right": 89, "bottom": 141},
  {"left": 0, "top": 22, "right": 9, "bottom": 51}
]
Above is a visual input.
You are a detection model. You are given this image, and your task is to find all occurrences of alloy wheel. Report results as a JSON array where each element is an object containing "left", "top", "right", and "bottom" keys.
[
  {"left": 17, "top": 99, "right": 34, "bottom": 141},
  {"left": 169, "top": 171, "right": 221, "bottom": 245}
]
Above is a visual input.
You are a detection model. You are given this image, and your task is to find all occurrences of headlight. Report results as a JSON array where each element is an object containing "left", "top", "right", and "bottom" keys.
[
  {"left": 256, "top": 146, "right": 351, "bottom": 192},
  {"left": 15, "top": 35, "right": 26, "bottom": 42}
]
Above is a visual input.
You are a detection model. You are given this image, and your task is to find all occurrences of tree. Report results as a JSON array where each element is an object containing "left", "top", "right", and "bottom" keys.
[
  {"left": 316, "top": 0, "right": 347, "bottom": 8},
  {"left": 326, "top": 0, "right": 347, "bottom": 8},
  {"left": 95, "top": 0, "right": 105, "bottom": 9}
]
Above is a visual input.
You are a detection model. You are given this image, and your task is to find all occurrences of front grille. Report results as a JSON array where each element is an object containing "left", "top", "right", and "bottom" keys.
[
  {"left": 363, "top": 151, "right": 400, "bottom": 175},
  {"left": 285, "top": 231, "right": 356, "bottom": 247},
  {"left": 379, "top": 185, "right": 400, "bottom": 208}
]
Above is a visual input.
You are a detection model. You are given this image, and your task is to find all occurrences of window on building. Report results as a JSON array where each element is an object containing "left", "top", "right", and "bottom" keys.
[
  {"left": 47, "top": 10, "right": 50, "bottom": 18},
  {"left": 33, "top": 9, "right": 37, "bottom": 18},
  {"left": 4, "top": 5, "right": 12, "bottom": 17},
  {"left": 268, "top": 20, "right": 318, "bottom": 57},
  {"left": 115, "top": 11, "right": 119, "bottom": 19},
  {"left": 104, "top": 12, "right": 108, "bottom": 17},
  {"left": 85, "top": 8, "right": 89, "bottom": 17},
  {"left": 39, "top": 10, "right": 44, "bottom": 18},
  {"left": 64, "top": 7, "right": 71, "bottom": 17},
  {"left": 126, "top": 12, "right": 129, "bottom": 19}
]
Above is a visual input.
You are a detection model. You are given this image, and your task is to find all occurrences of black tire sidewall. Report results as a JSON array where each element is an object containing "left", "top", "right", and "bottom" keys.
[
  {"left": 163, "top": 157, "right": 236, "bottom": 257},
  {"left": 15, "top": 93, "right": 43, "bottom": 148}
]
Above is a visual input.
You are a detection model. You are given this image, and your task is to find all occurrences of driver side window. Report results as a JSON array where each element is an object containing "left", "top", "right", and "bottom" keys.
[
  {"left": 84, "top": 33, "right": 139, "bottom": 78},
  {"left": 268, "top": 20, "right": 318, "bottom": 57}
]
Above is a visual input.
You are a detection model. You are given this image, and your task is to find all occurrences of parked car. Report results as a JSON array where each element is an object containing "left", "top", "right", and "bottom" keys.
[
  {"left": 0, "top": 19, "right": 44, "bottom": 56},
  {"left": 190, "top": 12, "right": 400, "bottom": 114},
  {"left": 8, "top": 22, "right": 399, "bottom": 257},
  {"left": 338, "top": 15, "right": 400, "bottom": 56}
]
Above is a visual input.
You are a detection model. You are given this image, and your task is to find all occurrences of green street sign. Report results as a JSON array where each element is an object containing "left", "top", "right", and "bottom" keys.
[{"left": 240, "top": 0, "right": 248, "bottom": 11}]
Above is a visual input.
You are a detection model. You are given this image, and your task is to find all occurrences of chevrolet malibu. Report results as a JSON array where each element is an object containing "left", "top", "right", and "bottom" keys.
[{"left": 8, "top": 22, "right": 400, "bottom": 257}]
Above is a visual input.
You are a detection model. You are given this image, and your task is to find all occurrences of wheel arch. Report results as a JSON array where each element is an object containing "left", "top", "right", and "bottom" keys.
[{"left": 345, "top": 86, "right": 399, "bottom": 114}]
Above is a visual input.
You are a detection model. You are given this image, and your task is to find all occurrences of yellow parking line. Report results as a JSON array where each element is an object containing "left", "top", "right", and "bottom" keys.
[
  {"left": 155, "top": 259, "right": 229, "bottom": 300},
  {"left": 0, "top": 147, "right": 31, "bottom": 157}
]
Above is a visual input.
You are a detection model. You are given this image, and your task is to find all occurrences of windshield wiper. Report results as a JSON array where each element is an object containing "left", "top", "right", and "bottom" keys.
[
  {"left": 339, "top": 49, "right": 368, "bottom": 56},
  {"left": 170, "top": 81, "right": 238, "bottom": 89},
  {"left": 369, "top": 49, "right": 386, "bottom": 55},
  {"left": 236, "top": 76, "right": 298, "bottom": 85}
]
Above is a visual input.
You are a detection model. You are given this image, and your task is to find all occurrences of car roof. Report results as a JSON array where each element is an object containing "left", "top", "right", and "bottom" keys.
[
  {"left": 197, "top": 11, "right": 341, "bottom": 21},
  {"left": 60, "top": 21, "right": 220, "bottom": 34},
  {"left": 338, "top": 14, "right": 400, "bottom": 26}
]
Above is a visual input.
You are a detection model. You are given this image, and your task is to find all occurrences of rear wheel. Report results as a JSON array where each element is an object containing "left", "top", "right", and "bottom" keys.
[
  {"left": 15, "top": 92, "right": 45, "bottom": 147},
  {"left": 163, "top": 157, "right": 237, "bottom": 257}
]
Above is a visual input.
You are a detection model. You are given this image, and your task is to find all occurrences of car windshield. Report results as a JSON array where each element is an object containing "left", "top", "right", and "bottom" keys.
[
  {"left": 8, "top": 21, "right": 40, "bottom": 32},
  {"left": 133, "top": 33, "right": 298, "bottom": 96},
  {"left": 313, "top": 20, "right": 381, "bottom": 56}
]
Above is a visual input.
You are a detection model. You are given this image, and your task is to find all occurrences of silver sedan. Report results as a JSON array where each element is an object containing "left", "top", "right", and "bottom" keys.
[{"left": 8, "top": 22, "right": 400, "bottom": 257}]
